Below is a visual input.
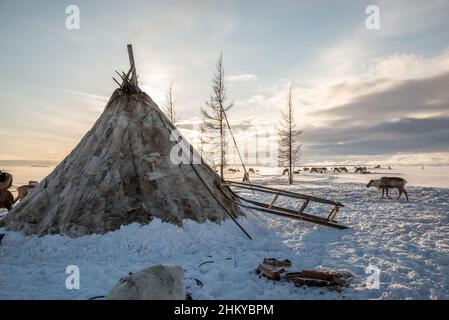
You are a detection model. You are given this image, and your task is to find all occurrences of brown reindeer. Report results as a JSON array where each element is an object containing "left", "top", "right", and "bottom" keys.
[
  {"left": 15, "top": 181, "right": 38, "bottom": 202},
  {"left": 0, "top": 190, "right": 14, "bottom": 210},
  {"left": 0, "top": 171, "right": 14, "bottom": 210},
  {"left": 355, "top": 167, "right": 366, "bottom": 174},
  {"left": 367, "top": 177, "right": 409, "bottom": 201}
]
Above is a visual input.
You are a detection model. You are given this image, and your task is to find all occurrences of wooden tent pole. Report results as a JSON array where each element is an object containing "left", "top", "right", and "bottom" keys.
[{"left": 127, "top": 44, "right": 138, "bottom": 87}]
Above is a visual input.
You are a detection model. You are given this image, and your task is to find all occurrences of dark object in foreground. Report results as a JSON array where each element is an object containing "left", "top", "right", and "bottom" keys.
[
  {"left": 0, "top": 171, "right": 13, "bottom": 190},
  {"left": 256, "top": 263, "right": 284, "bottom": 281},
  {"left": 256, "top": 258, "right": 293, "bottom": 280},
  {"left": 256, "top": 258, "right": 353, "bottom": 290},
  {"left": 0, "top": 190, "right": 14, "bottom": 210},
  {"left": 284, "top": 270, "right": 352, "bottom": 288},
  {"left": 0, "top": 171, "right": 14, "bottom": 210},
  {"left": 263, "top": 258, "right": 292, "bottom": 267}
]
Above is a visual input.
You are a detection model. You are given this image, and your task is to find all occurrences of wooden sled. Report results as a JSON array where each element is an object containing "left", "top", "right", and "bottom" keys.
[{"left": 224, "top": 181, "right": 348, "bottom": 230}]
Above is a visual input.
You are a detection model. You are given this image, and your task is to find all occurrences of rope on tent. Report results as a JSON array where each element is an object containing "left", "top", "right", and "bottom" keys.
[
  {"left": 188, "top": 148, "right": 253, "bottom": 240},
  {"left": 220, "top": 105, "right": 252, "bottom": 183},
  {"left": 149, "top": 102, "right": 252, "bottom": 240}
]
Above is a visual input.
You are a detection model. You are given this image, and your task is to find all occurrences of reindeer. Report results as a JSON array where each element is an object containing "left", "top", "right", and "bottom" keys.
[
  {"left": 0, "top": 190, "right": 14, "bottom": 210},
  {"left": 15, "top": 181, "right": 38, "bottom": 202},
  {"left": 0, "top": 171, "right": 14, "bottom": 210},
  {"left": 0, "top": 171, "right": 12, "bottom": 190},
  {"left": 355, "top": 167, "right": 369, "bottom": 174},
  {"left": 367, "top": 177, "right": 409, "bottom": 201}
]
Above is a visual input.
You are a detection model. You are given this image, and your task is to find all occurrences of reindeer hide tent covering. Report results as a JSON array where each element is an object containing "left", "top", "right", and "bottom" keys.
[{"left": 1, "top": 89, "right": 241, "bottom": 236}]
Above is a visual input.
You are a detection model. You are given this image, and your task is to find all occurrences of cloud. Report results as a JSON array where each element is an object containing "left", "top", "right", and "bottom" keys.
[
  {"left": 310, "top": 71, "right": 449, "bottom": 126},
  {"left": 368, "top": 51, "right": 449, "bottom": 81},
  {"left": 374, "top": 0, "right": 449, "bottom": 38},
  {"left": 303, "top": 116, "right": 449, "bottom": 152},
  {"left": 299, "top": 70, "right": 449, "bottom": 159},
  {"left": 227, "top": 49, "right": 449, "bottom": 164},
  {"left": 225, "top": 74, "right": 258, "bottom": 82},
  {"left": 54, "top": 88, "right": 109, "bottom": 105}
]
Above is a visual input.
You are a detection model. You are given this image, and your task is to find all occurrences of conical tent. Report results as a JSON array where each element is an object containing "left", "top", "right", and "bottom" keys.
[{"left": 1, "top": 87, "right": 241, "bottom": 236}]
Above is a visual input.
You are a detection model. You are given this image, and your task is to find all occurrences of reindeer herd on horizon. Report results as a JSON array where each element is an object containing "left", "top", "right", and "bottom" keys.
[{"left": 1, "top": 163, "right": 411, "bottom": 210}]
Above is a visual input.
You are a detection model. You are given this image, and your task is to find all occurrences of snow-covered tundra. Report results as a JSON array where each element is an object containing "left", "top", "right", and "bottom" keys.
[
  {"left": 1, "top": 167, "right": 449, "bottom": 299},
  {"left": 367, "top": 177, "right": 408, "bottom": 201}
]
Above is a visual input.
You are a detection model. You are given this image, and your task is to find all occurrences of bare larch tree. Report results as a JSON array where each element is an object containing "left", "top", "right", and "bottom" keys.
[
  {"left": 164, "top": 81, "right": 176, "bottom": 124},
  {"left": 278, "top": 83, "right": 301, "bottom": 184},
  {"left": 201, "top": 53, "right": 233, "bottom": 180}
]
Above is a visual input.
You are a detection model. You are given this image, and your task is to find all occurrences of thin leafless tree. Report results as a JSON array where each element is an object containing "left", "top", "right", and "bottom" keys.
[
  {"left": 278, "top": 83, "right": 301, "bottom": 184},
  {"left": 201, "top": 53, "right": 233, "bottom": 180}
]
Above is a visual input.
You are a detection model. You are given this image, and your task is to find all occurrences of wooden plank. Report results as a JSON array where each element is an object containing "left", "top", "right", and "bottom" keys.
[
  {"left": 301, "top": 270, "right": 336, "bottom": 282},
  {"left": 263, "top": 258, "right": 292, "bottom": 267},
  {"left": 298, "top": 200, "right": 309, "bottom": 214},
  {"left": 112, "top": 77, "right": 121, "bottom": 87},
  {"left": 256, "top": 263, "right": 283, "bottom": 281},
  {"left": 284, "top": 271, "right": 349, "bottom": 287},
  {"left": 248, "top": 204, "right": 347, "bottom": 229},
  {"left": 115, "top": 71, "right": 125, "bottom": 81},
  {"left": 289, "top": 276, "right": 334, "bottom": 287},
  {"left": 122, "top": 67, "right": 133, "bottom": 83},
  {"left": 268, "top": 194, "right": 279, "bottom": 209},
  {"left": 327, "top": 206, "right": 339, "bottom": 221},
  {"left": 127, "top": 44, "right": 138, "bottom": 87}
]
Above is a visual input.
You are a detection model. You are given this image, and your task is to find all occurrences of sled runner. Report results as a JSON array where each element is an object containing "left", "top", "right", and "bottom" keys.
[{"left": 223, "top": 181, "right": 348, "bottom": 230}]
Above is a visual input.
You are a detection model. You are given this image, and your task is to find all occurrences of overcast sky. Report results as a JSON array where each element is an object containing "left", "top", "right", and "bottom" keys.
[{"left": 0, "top": 0, "right": 448, "bottom": 165}]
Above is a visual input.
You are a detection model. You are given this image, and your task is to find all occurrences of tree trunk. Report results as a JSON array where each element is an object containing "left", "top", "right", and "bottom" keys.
[
  {"left": 220, "top": 110, "right": 224, "bottom": 180},
  {"left": 278, "top": 83, "right": 300, "bottom": 186},
  {"left": 289, "top": 89, "right": 293, "bottom": 185}
]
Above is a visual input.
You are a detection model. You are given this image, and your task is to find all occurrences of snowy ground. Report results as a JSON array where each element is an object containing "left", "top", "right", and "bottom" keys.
[{"left": 1, "top": 169, "right": 449, "bottom": 299}]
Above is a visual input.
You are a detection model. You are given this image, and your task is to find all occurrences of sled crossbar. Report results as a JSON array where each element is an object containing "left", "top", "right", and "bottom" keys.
[
  {"left": 225, "top": 181, "right": 344, "bottom": 206},
  {"left": 224, "top": 181, "right": 348, "bottom": 230}
]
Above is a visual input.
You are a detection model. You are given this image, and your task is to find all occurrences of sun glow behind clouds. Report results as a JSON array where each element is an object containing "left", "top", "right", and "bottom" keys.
[
  {"left": 1, "top": 0, "right": 449, "bottom": 163},
  {"left": 140, "top": 72, "right": 171, "bottom": 107}
]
